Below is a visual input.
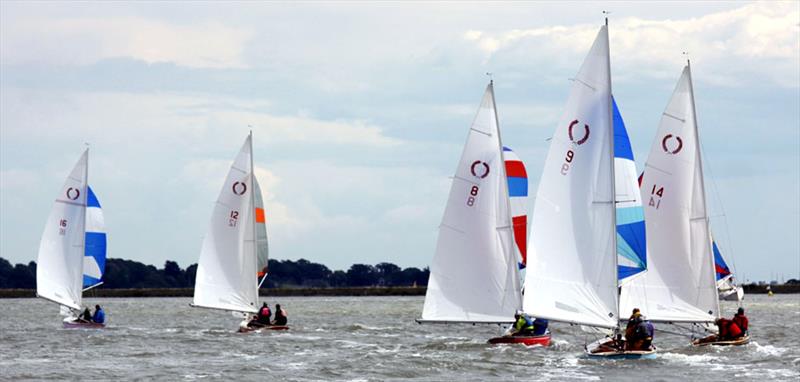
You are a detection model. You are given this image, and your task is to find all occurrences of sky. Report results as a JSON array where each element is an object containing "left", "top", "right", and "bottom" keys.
[{"left": 1, "top": 1, "right": 798, "bottom": 282}]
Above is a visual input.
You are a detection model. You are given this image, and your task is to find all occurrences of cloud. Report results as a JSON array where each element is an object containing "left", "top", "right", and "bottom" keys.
[
  {"left": 463, "top": 2, "right": 800, "bottom": 87},
  {"left": 0, "top": 17, "right": 252, "bottom": 69}
]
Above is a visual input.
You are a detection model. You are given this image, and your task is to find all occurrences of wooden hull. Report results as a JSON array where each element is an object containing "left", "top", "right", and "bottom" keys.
[
  {"left": 487, "top": 333, "right": 551, "bottom": 346},
  {"left": 63, "top": 321, "right": 105, "bottom": 329},
  {"left": 692, "top": 334, "right": 750, "bottom": 347},
  {"left": 238, "top": 324, "right": 290, "bottom": 333},
  {"left": 586, "top": 339, "right": 656, "bottom": 359}
]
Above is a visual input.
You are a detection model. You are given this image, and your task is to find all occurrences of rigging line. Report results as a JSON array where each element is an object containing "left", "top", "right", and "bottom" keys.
[{"left": 697, "top": 138, "right": 739, "bottom": 277}]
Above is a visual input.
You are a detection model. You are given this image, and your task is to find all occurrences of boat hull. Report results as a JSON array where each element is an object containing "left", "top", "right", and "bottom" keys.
[
  {"left": 63, "top": 321, "right": 105, "bottom": 329},
  {"left": 692, "top": 334, "right": 750, "bottom": 347},
  {"left": 586, "top": 339, "right": 656, "bottom": 359},
  {"left": 238, "top": 324, "right": 290, "bottom": 333},
  {"left": 587, "top": 349, "right": 657, "bottom": 360},
  {"left": 487, "top": 333, "right": 551, "bottom": 346},
  {"left": 719, "top": 286, "right": 744, "bottom": 302}
]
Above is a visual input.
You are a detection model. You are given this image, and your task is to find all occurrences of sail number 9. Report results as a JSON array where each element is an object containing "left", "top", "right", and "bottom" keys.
[
  {"left": 466, "top": 185, "right": 479, "bottom": 207},
  {"left": 560, "top": 150, "right": 574, "bottom": 175}
]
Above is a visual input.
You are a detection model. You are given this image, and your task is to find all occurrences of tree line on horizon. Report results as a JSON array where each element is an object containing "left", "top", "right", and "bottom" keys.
[{"left": 0, "top": 257, "right": 429, "bottom": 289}]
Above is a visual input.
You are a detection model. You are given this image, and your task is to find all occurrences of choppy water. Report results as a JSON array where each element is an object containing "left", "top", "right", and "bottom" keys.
[{"left": 0, "top": 294, "right": 798, "bottom": 381}]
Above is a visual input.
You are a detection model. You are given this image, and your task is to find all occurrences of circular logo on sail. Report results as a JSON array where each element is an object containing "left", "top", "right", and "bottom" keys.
[
  {"left": 232, "top": 181, "right": 247, "bottom": 195},
  {"left": 66, "top": 187, "right": 80, "bottom": 200},
  {"left": 661, "top": 134, "right": 683, "bottom": 154},
  {"left": 470, "top": 161, "right": 490, "bottom": 179},
  {"left": 568, "top": 119, "right": 590, "bottom": 145}
]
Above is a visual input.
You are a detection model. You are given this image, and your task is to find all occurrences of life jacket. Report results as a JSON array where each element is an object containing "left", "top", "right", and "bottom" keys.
[
  {"left": 260, "top": 307, "right": 271, "bottom": 317},
  {"left": 732, "top": 314, "right": 748, "bottom": 333},
  {"left": 718, "top": 318, "right": 742, "bottom": 339}
]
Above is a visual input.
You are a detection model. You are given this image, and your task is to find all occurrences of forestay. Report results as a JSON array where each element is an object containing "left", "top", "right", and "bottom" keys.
[
  {"left": 421, "top": 82, "right": 521, "bottom": 323},
  {"left": 193, "top": 135, "right": 259, "bottom": 313},
  {"left": 620, "top": 65, "right": 719, "bottom": 323},
  {"left": 37, "top": 150, "right": 88, "bottom": 311},
  {"left": 613, "top": 98, "right": 647, "bottom": 284},
  {"left": 522, "top": 25, "right": 619, "bottom": 329},
  {"left": 83, "top": 186, "right": 107, "bottom": 289}
]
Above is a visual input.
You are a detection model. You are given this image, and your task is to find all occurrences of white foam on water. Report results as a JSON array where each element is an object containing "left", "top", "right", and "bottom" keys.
[
  {"left": 660, "top": 352, "right": 717, "bottom": 366},
  {"left": 751, "top": 342, "right": 787, "bottom": 356}
]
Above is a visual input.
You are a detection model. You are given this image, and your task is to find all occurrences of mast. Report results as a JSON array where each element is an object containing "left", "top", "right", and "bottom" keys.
[
  {"left": 685, "top": 60, "right": 721, "bottom": 318},
  {"left": 489, "top": 80, "right": 523, "bottom": 305},
  {"left": 249, "top": 130, "right": 258, "bottom": 300},
  {"left": 80, "top": 146, "right": 89, "bottom": 306},
  {"left": 605, "top": 19, "right": 620, "bottom": 324}
]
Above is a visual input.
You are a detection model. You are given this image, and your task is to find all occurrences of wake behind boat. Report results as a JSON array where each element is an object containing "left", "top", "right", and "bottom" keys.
[{"left": 36, "top": 148, "right": 108, "bottom": 328}]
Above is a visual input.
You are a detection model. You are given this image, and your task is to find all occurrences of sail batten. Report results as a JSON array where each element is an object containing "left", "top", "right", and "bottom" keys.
[{"left": 522, "top": 25, "right": 619, "bottom": 328}]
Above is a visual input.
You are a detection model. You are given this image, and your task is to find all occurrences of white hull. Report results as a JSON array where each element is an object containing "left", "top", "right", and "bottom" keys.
[{"left": 718, "top": 285, "right": 744, "bottom": 302}]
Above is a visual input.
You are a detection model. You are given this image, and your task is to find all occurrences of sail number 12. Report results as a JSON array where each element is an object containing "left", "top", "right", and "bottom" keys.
[{"left": 229, "top": 210, "right": 239, "bottom": 227}]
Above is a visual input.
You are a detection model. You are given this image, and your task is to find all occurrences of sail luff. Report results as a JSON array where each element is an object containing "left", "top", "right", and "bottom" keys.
[
  {"left": 249, "top": 131, "right": 258, "bottom": 302},
  {"left": 605, "top": 22, "right": 620, "bottom": 322},
  {"left": 489, "top": 81, "right": 523, "bottom": 310},
  {"left": 685, "top": 62, "right": 721, "bottom": 319}
]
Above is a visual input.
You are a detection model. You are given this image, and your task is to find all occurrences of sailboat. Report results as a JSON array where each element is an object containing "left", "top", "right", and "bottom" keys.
[
  {"left": 417, "top": 82, "right": 549, "bottom": 346},
  {"left": 191, "top": 133, "right": 280, "bottom": 332},
  {"left": 713, "top": 240, "right": 744, "bottom": 302},
  {"left": 619, "top": 63, "right": 742, "bottom": 347},
  {"left": 36, "top": 149, "right": 108, "bottom": 328},
  {"left": 520, "top": 21, "right": 655, "bottom": 358}
]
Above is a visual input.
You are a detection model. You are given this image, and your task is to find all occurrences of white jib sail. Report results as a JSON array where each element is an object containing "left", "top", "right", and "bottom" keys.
[
  {"left": 522, "top": 25, "right": 619, "bottom": 329},
  {"left": 36, "top": 149, "right": 88, "bottom": 311},
  {"left": 421, "top": 82, "right": 521, "bottom": 323},
  {"left": 193, "top": 135, "right": 259, "bottom": 313},
  {"left": 620, "top": 65, "right": 719, "bottom": 323}
]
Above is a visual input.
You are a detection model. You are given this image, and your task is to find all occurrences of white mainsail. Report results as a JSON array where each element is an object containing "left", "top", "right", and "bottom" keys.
[
  {"left": 620, "top": 64, "right": 719, "bottom": 323},
  {"left": 193, "top": 134, "right": 259, "bottom": 314},
  {"left": 37, "top": 150, "right": 89, "bottom": 311},
  {"left": 522, "top": 25, "right": 619, "bottom": 329},
  {"left": 420, "top": 82, "right": 521, "bottom": 323}
]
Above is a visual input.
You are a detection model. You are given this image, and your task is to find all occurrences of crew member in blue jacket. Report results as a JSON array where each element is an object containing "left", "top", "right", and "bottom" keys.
[{"left": 92, "top": 305, "right": 105, "bottom": 324}]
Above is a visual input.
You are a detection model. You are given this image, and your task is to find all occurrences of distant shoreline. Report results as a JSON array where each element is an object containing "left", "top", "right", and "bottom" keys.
[
  {"left": 0, "top": 286, "right": 427, "bottom": 298},
  {"left": 1, "top": 284, "right": 798, "bottom": 298}
]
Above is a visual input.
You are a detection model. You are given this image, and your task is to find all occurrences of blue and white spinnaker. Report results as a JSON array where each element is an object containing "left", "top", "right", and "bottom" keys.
[{"left": 83, "top": 186, "right": 106, "bottom": 289}]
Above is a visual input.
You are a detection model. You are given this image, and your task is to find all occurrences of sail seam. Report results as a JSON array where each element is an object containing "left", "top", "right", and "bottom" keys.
[{"left": 662, "top": 112, "right": 686, "bottom": 123}]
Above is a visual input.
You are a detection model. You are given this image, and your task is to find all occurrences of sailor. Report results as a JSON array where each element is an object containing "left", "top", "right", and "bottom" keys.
[
  {"left": 635, "top": 316, "right": 655, "bottom": 349},
  {"left": 256, "top": 302, "right": 271, "bottom": 325},
  {"left": 272, "top": 304, "right": 288, "bottom": 326},
  {"left": 624, "top": 308, "right": 641, "bottom": 345},
  {"left": 512, "top": 311, "right": 535, "bottom": 336},
  {"left": 715, "top": 317, "right": 743, "bottom": 340},
  {"left": 732, "top": 307, "right": 749, "bottom": 335},
  {"left": 532, "top": 318, "right": 549, "bottom": 336},
  {"left": 92, "top": 305, "right": 105, "bottom": 324},
  {"left": 79, "top": 307, "right": 92, "bottom": 322}
]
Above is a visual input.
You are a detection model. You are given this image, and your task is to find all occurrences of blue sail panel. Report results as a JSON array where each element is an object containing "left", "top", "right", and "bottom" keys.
[
  {"left": 713, "top": 241, "right": 731, "bottom": 281},
  {"left": 83, "top": 186, "right": 107, "bottom": 288}
]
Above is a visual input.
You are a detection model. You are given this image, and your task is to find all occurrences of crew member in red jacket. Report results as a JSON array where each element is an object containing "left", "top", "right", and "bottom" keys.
[
  {"left": 715, "top": 318, "right": 743, "bottom": 340},
  {"left": 732, "top": 307, "right": 749, "bottom": 335}
]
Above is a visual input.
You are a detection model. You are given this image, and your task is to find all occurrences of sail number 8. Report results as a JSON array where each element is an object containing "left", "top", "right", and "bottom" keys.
[
  {"left": 560, "top": 150, "right": 574, "bottom": 175},
  {"left": 466, "top": 185, "right": 479, "bottom": 207}
]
